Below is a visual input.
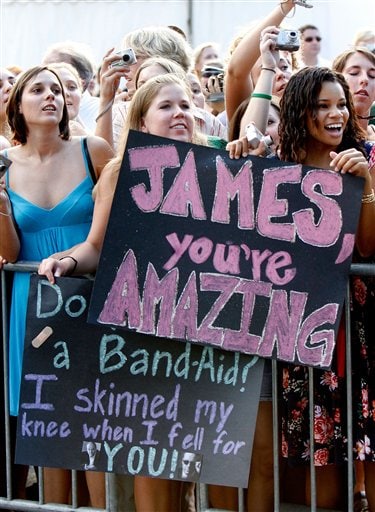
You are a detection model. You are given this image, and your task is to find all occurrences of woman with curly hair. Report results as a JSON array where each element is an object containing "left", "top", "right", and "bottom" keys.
[{"left": 278, "top": 66, "right": 375, "bottom": 510}]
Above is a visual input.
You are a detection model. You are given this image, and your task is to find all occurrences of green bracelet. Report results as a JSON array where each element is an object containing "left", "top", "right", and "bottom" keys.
[{"left": 251, "top": 93, "right": 272, "bottom": 100}]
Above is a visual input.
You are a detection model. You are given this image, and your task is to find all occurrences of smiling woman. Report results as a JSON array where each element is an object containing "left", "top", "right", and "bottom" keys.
[
  {"left": 0, "top": 65, "right": 113, "bottom": 503},
  {"left": 38, "top": 72, "right": 207, "bottom": 512},
  {"left": 278, "top": 66, "right": 375, "bottom": 510}
]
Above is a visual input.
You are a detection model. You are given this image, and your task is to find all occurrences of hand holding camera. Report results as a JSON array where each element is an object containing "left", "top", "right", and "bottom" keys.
[
  {"left": 274, "top": 29, "right": 300, "bottom": 52},
  {"left": 205, "top": 74, "right": 224, "bottom": 103},
  {"left": 201, "top": 65, "right": 225, "bottom": 104},
  {"left": 246, "top": 124, "right": 273, "bottom": 155},
  {"left": 110, "top": 48, "right": 137, "bottom": 68}
]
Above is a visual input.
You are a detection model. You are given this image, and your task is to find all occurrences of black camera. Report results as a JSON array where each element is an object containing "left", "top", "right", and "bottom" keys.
[
  {"left": 202, "top": 66, "right": 225, "bottom": 102},
  {"left": 110, "top": 48, "right": 137, "bottom": 68},
  {"left": 0, "top": 154, "right": 12, "bottom": 178},
  {"left": 275, "top": 29, "right": 300, "bottom": 52}
]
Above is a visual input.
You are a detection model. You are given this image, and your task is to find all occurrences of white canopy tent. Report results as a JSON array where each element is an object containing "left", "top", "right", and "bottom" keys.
[{"left": 1, "top": 0, "right": 373, "bottom": 71}]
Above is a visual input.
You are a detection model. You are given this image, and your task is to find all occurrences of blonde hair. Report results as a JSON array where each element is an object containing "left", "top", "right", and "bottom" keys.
[
  {"left": 48, "top": 62, "right": 83, "bottom": 91},
  {"left": 353, "top": 28, "right": 375, "bottom": 47},
  {"left": 102, "top": 74, "right": 205, "bottom": 183},
  {"left": 193, "top": 42, "right": 220, "bottom": 72},
  {"left": 134, "top": 56, "right": 186, "bottom": 89},
  {"left": 122, "top": 26, "right": 192, "bottom": 72}
]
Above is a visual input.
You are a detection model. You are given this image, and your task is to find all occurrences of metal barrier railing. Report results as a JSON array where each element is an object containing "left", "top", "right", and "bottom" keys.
[
  {"left": 1, "top": 261, "right": 373, "bottom": 512},
  {"left": 0, "top": 262, "right": 111, "bottom": 512}
]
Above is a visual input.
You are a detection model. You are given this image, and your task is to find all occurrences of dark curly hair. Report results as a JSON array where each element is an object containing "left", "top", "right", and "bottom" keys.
[
  {"left": 278, "top": 67, "right": 366, "bottom": 163},
  {"left": 6, "top": 65, "right": 70, "bottom": 144}
]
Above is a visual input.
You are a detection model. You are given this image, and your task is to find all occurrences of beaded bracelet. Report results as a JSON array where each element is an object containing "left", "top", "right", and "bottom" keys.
[
  {"left": 261, "top": 67, "right": 276, "bottom": 74},
  {"left": 59, "top": 256, "right": 78, "bottom": 272},
  {"left": 251, "top": 93, "right": 272, "bottom": 101},
  {"left": 361, "top": 189, "right": 375, "bottom": 204}
]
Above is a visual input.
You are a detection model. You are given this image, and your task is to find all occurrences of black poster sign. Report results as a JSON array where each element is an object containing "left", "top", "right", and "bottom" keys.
[
  {"left": 88, "top": 131, "right": 363, "bottom": 368},
  {"left": 16, "top": 275, "right": 264, "bottom": 487}
]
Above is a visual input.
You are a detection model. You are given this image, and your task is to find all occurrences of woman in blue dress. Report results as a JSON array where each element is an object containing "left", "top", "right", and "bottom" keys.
[{"left": 0, "top": 65, "right": 113, "bottom": 503}]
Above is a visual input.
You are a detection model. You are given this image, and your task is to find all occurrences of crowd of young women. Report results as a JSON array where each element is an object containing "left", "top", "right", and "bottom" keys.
[{"left": 1, "top": 0, "right": 375, "bottom": 510}]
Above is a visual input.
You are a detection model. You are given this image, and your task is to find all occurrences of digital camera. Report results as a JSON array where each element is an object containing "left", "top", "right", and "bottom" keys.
[
  {"left": 275, "top": 29, "right": 300, "bottom": 52},
  {"left": 246, "top": 124, "right": 273, "bottom": 154},
  {"left": 0, "top": 154, "right": 12, "bottom": 178},
  {"left": 207, "top": 72, "right": 225, "bottom": 102},
  {"left": 110, "top": 48, "right": 137, "bottom": 68},
  {"left": 294, "top": 0, "right": 313, "bottom": 7},
  {"left": 201, "top": 65, "right": 224, "bottom": 79}
]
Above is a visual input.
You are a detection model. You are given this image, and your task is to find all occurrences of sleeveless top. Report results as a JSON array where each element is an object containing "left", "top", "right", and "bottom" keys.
[{"left": 5, "top": 138, "right": 95, "bottom": 415}]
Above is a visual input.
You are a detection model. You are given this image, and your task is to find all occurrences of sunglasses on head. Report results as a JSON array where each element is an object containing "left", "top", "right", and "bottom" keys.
[{"left": 304, "top": 36, "right": 322, "bottom": 42}]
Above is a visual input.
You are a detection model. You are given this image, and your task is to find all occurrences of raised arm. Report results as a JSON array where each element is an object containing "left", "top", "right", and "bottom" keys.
[
  {"left": 239, "top": 26, "right": 280, "bottom": 137},
  {"left": 225, "top": 0, "right": 298, "bottom": 122},
  {"left": 95, "top": 49, "right": 130, "bottom": 148}
]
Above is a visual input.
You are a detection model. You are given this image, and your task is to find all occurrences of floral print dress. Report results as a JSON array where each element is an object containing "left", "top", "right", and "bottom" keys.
[
  {"left": 351, "top": 257, "right": 375, "bottom": 462},
  {"left": 279, "top": 265, "right": 375, "bottom": 469},
  {"left": 280, "top": 361, "right": 347, "bottom": 466},
  {"left": 280, "top": 142, "right": 375, "bottom": 467}
]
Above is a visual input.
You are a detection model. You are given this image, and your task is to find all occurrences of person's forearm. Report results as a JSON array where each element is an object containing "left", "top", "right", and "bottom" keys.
[
  {"left": 68, "top": 241, "right": 102, "bottom": 275},
  {"left": 356, "top": 180, "right": 375, "bottom": 257},
  {"left": 95, "top": 99, "right": 114, "bottom": 149},
  {"left": 227, "top": 1, "right": 294, "bottom": 79},
  {"left": 239, "top": 68, "right": 275, "bottom": 136},
  {"left": 225, "top": 0, "right": 295, "bottom": 121},
  {"left": 0, "top": 213, "right": 20, "bottom": 262}
]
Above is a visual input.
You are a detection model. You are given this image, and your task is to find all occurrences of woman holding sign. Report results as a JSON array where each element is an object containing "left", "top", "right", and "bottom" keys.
[
  {"left": 38, "top": 73, "right": 205, "bottom": 280},
  {"left": 38, "top": 72, "right": 209, "bottom": 512},
  {"left": 39, "top": 69, "right": 296, "bottom": 511},
  {"left": 0, "top": 65, "right": 113, "bottom": 505},
  {"left": 277, "top": 67, "right": 375, "bottom": 510}
]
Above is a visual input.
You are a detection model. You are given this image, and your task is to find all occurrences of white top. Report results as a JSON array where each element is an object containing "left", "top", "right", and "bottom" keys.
[{"left": 79, "top": 90, "right": 100, "bottom": 133}]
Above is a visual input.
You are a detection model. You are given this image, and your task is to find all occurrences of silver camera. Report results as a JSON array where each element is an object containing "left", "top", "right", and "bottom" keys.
[
  {"left": 275, "top": 29, "right": 300, "bottom": 52},
  {"left": 110, "top": 48, "right": 137, "bottom": 68},
  {"left": 294, "top": 0, "right": 313, "bottom": 7},
  {"left": 246, "top": 124, "right": 273, "bottom": 154}
]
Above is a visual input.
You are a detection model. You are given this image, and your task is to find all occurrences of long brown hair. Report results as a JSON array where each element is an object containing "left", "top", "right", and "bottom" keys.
[
  {"left": 332, "top": 46, "right": 375, "bottom": 73},
  {"left": 6, "top": 65, "right": 70, "bottom": 144}
]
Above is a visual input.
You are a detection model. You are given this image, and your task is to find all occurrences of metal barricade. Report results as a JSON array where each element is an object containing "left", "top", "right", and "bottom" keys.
[
  {"left": 0, "top": 263, "right": 115, "bottom": 512},
  {"left": 1, "top": 261, "right": 373, "bottom": 512}
]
